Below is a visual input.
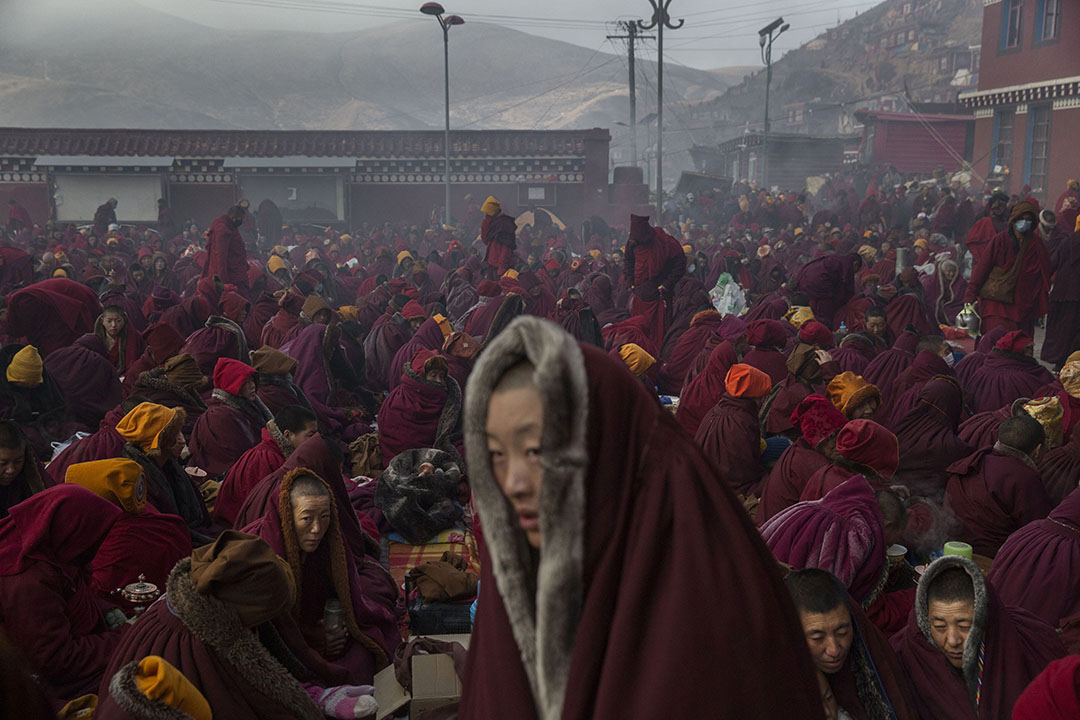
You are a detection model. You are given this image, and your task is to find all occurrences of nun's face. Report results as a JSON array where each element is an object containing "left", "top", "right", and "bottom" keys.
[{"left": 486, "top": 384, "right": 544, "bottom": 548}]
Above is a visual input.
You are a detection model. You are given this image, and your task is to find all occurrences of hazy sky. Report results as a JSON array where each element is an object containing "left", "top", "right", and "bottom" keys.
[{"left": 138, "top": 0, "right": 883, "bottom": 70}]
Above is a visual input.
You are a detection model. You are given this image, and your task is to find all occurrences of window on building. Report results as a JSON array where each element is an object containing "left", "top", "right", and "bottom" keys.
[
  {"left": 994, "top": 109, "right": 1015, "bottom": 168},
  {"left": 1041, "top": 0, "right": 1062, "bottom": 41},
  {"left": 1028, "top": 105, "right": 1052, "bottom": 191},
  {"left": 1003, "top": 0, "right": 1023, "bottom": 49}
]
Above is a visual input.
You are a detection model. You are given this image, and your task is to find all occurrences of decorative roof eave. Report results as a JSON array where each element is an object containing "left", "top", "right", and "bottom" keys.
[{"left": 959, "top": 76, "right": 1080, "bottom": 109}]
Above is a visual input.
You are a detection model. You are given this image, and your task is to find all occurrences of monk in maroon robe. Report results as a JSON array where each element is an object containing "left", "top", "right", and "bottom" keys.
[
  {"left": 0, "top": 485, "right": 125, "bottom": 702},
  {"left": 968, "top": 330, "right": 1055, "bottom": 414},
  {"left": 800, "top": 420, "right": 898, "bottom": 502},
  {"left": 989, "top": 487, "right": 1080, "bottom": 630},
  {"left": 215, "top": 405, "right": 317, "bottom": 526},
  {"left": 762, "top": 343, "right": 839, "bottom": 436},
  {"left": 964, "top": 199, "right": 1051, "bottom": 336},
  {"left": 624, "top": 214, "right": 686, "bottom": 349},
  {"left": 480, "top": 197, "right": 517, "bottom": 276},
  {"left": 43, "top": 333, "right": 122, "bottom": 429},
  {"left": 377, "top": 350, "right": 460, "bottom": 461},
  {"left": 201, "top": 205, "right": 250, "bottom": 296},
  {"left": 742, "top": 318, "right": 791, "bottom": 384},
  {"left": 260, "top": 291, "right": 305, "bottom": 349},
  {"left": 655, "top": 309, "right": 723, "bottom": 394},
  {"left": 459, "top": 316, "right": 821, "bottom": 719},
  {"left": 792, "top": 253, "right": 861, "bottom": 328},
  {"left": 674, "top": 340, "right": 737, "bottom": 437},
  {"left": 891, "top": 555, "right": 1064, "bottom": 720},
  {"left": 694, "top": 364, "right": 772, "bottom": 496},
  {"left": 1013, "top": 655, "right": 1080, "bottom": 720},
  {"left": 893, "top": 378, "right": 973, "bottom": 499},
  {"left": 6, "top": 278, "right": 102, "bottom": 357},
  {"left": 188, "top": 358, "right": 270, "bottom": 478},
  {"left": 946, "top": 415, "right": 1053, "bottom": 557},
  {"left": 121, "top": 322, "right": 186, "bottom": 397}
]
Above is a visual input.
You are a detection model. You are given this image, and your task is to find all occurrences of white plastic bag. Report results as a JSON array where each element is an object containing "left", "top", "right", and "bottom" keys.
[{"left": 710, "top": 273, "right": 746, "bottom": 317}]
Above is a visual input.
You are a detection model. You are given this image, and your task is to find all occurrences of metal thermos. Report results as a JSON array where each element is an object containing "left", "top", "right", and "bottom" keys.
[{"left": 324, "top": 598, "right": 343, "bottom": 630}]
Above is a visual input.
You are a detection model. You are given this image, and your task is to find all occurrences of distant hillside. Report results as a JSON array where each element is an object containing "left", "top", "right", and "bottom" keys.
[{"left": 0, "top": 0, "right": 737, "bottom": 132}]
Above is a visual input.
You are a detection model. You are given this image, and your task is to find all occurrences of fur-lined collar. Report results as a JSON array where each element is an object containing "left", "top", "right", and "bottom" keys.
[
  {"left": 204, "top": 315, "right": 249, "bottom": 362},
  {"left": 163, "top": 559, "right": 322, "bottom": 720},
  {"left": 915, "top": 555, "right": 989, "bottom": 706},
  {"left": 992, "top": 441, "right": 1037, "bottom": 471},
  {"left": 137, "top": 369, "right": 208, "bottom": 411},
  {"left": 463, "top": 316, "right": 589, "bottom": 720},
  {"left": 266, "top": 419, "right": 294, "bottom": 459},
  {"left": 108, "top": 662, "right": 199, "bottom": 720},
  {"left": 211, "top": 388, "right": 272, "bottom": 426}
]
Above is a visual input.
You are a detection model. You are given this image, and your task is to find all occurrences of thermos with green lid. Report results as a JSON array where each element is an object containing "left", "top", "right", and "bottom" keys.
[{"left": 943, "top": 541, "right": 973, "bottom": 559}]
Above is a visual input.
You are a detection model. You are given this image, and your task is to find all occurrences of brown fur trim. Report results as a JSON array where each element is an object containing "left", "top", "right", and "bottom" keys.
[
  {"left": 277, "top": 468, "right": 389, "bottom": 669},
  {"left": 463, "top": 316, "right": 588, "bottom": 720},
  {"left": 147, "top": 407, "right": 187, "bottom": 464},
  {"left": 483, "top": 293, "right": 526, "bottom": 345},
  {"left": 136, "top": 370, "right": 208, "bottom": 411},
  {"left": 266, "top": 419, "right": 294, "bottom": 459},
  {"left": 164, "top": 559, "right": 323, "bottom": 720},
  {"left": 319, "top": 323, "right": 343, "bottom": 395},
  {"left": 993, "top": 440, "right": 1038, "bottom": 470},
  {"left": 210, "top": 389, "right": 272, "bottom": 426},
  {"left": 108, "top": 662, "right": 199, "bottom": 720}
]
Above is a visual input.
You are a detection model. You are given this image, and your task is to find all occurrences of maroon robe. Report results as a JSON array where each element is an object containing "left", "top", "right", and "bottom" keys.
[
  {"left": 201, "top": 214, "right": 250, "bottom": 295},
  {"left": 377, "top": 355, "right": 459, "bottom": 461},
  {"left": 47, "top": 406, "right": 129, "bottom": 485},
  {"left": 673, "top": 341, "right": 737, "bottom": 437},
  {"left": 964, "top": 228, "right": 1051, "bottom": 335},
  {"left": 792, "top": 253, "right": 857, "bottom": 328},
  {"left": 861, "top": 331, "right": 918, "bottom": 390},
  {"left": 654, "top": 312, "right": 723, "bottom": 395},
  {"left": 0, "top": 486, "right": 124, "bottom": 701},
  {"left": 958, "top": 405, "right": 1013, "bottom": 451},
  {"left": 893, "top": 378, "right": 973, "bottom": 499},
  {"left": 989, "top": 487, "right": 1080, "bottom": 629},
  {"left": 757, "top": 439, "right": 831, "bottom": 525},
  {"left": 1039, "top": 424, "right": 1080, "bottom": 505},
  {"left": 363, "top": 313, "right": 411, "bottom": 392},
  {"left": 879, "top": 350, "right": 954, "bottom": 428},
  {"left": 386, "top": 317, "right": 444, "bottom": 392},
  {"left": 459, "top": 320, "right": 821, "bottom": 719},
  {"left": 891, "top": 555, "right": 1064, "bottom": 720},
  {"left": 215, "top": 428, "right": 287, "bottom": 526},
  {"left": 624, "top": 218, "right": 686, "bottom": 349},
  {"left": 693, "top": 394, "right": 764, "bottom": 496},
  {"left": 946, "top": 444, "right": 1054, "bottom": 557},
  {"left": 188, "top": 394, "right": 266, "bottom": 478},
  {"left": 968, "top": 350, "right": 1055, "bottom": 414},
  {"left": 43, "top": 334, "right": 122, "bottom": 429},
  {"left": 6, "top": 279, "right": 102, "bottom": 357}
]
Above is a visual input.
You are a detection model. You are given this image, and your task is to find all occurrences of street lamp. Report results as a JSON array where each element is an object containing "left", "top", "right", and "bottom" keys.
[
  {"left": 758, "top": 18, "right": 789, "bottom": 190},
  {"left": 421, "top": 2, "right": 464, "bottom": 226}
]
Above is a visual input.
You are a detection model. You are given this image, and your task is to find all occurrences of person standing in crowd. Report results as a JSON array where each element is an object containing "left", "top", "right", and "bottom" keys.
[{"left": 202, "top": 204, "right": 250, "bottom": 297}]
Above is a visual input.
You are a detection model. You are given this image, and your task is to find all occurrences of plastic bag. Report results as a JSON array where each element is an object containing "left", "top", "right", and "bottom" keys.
[{"left": 709, "top": 273, "right": 746, "bottom": 317}]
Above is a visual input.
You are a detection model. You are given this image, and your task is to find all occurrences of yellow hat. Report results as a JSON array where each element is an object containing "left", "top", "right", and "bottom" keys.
[
  {"left": 588, "top": 249, "right": 602, "bottom": 261},
  {"left": 66, "top": 458, "right": 147, "bottom": 514},
  {"left": 793, "top": 227, "right": 805, "bottom": 237},
  {"left": 271, "top": 245, "right": 288, "bottom": 256},
  {"left": 1069, "top": 179, "right": 1079, "bottom": 191},
  {"left": 338, "top": 305, "right": 360, "bottom": 323},
  {"left": 502, "top": 268, "right": 519, "bottom": 280},
  {"left": 397, "top": 250, "right": 414, "bottom": 264},
  {"left": 339, "top": 234, "right": 353, "bottom": 242},
  {"left": 481, "top": 196, "right": 501, "bottom": 216},
  {"left": 6, "top": 345, "right": 42, "bottom": 387},
  {"left": 784, "top": 305, "right": 815, "bottom": 329},
  {"left": 682, "top": 244, "right": 693, "bottom": 255},
  {"left": 1024, "top": 396, "right": 1064, "bottom": 449},
  {"left": 116, "top": 402, "right": 180, "bottom": 452},
  {"left": 267, "top": 256, "right": 287, "bottom": 274},
  {"left": 433, "top": 313, "right": 453, "bottom": 338},
  {"left": 52, "top": 268, "right": 68, "bottom": 278},
  {"left": 739, "top": 195, "right": 750, "bottom": 213},
  {"left": 618, "top": 343, "right": 656, "bottom": 377},
  {"left": 913, "top": 237, "right": 929, "bottom": 251},
  {"left": 134, "top": 656, "right": 212, "bottom": 720}
]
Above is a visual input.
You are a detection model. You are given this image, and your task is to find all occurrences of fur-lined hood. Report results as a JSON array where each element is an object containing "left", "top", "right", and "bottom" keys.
[
  {"left": 266, "top": 419, "right": 294, "bottom": 459},
  {"left": 915, "top": 555, "right": 989, "bottom": 702},
  {"left": 464, "top": 316, "right": 589, "bottom": 720},
  {"left": 210, "top": 388, "right": 272, "bottom": 426},
  {"left": 108, "top": 662, "right": 201, "bottom": 720},
  {"left": 136, "top": 369, "right": 208, "bottom": 411},
  {"left": 163, "top": 559, "right": 323, "bottom": 720},
  {"left": 402, "top": 361, "right": 462, "bottom": 456},
  {"left": 204, "top": 315, "right": 249, "bottom": 362}
]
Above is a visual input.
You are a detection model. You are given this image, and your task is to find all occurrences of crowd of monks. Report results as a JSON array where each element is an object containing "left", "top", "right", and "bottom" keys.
[{"left": 0, "top": 169, "right": 1079, "bottom": 719}]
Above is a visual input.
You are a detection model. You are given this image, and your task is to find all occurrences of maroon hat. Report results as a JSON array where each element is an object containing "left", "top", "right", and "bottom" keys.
[
  {"left": 141, "top": 322, "right": 185, "bottom": 365},
  {"left": 798, "top": 320, "right": 835, "bottom": 349},
  {"left": 791, "top": 393, "right": 847, "bottom": 447},
  {"left": 996, "top": 330, "right": 1034, "bottom": 354}
]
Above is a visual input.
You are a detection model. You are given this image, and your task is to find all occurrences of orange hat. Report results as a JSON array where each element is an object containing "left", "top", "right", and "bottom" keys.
[
  {"left": 826, "top": 371, "right": 881, "bottom": 419},
  {"left": 724, "top": 363, "right": 772, "bottom": 398},
  {"left": 115, "top": 402, "right": 180, "bottom": 451},
  {"left": 432, "top": 313, "right": 453, "bottom": 338},
  {"left": 502, "top": 268, "right": 519, "bottom": 280},
  {"left": 618, "top": 343, "right": 655, "bottom": 377},
  {"left": 65, "top": 458, "right": 146, "bottom": 514},
  {"left": 267, "top": 256, "right": 287, "bottom": 274},
  {"left": 338, "top": 305, "right": 359, "bottom": 323},
  {"left": 481, "top": 196, "right": 501, "bottom": 216},
  {"left": 134, "top": 656, "right": 212, "bottom": 720}
]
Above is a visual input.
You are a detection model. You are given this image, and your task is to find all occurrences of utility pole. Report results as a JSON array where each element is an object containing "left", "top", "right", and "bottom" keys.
[
  {"left": 759, "top": 18, "right": 789, "bottom": 191},
  {"left": 639, "top": 1, "right": 682, "bottom": 223},
  {"left": 607, "top": 21, "right": 653, "bottom": 169}
]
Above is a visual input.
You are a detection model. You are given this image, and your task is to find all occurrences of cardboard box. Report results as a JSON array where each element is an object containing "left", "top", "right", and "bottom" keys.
[{"left": 374, "top": 634, "right": 470, "bottom": 720}]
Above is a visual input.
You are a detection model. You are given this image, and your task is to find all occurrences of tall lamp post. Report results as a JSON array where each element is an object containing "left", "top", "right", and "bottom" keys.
[
  {"left": 758, "top": 18, "right": 788, "bottom": 191},
  {"left": 638, "top": 1, "right": 682, "bottom": 223},
  {"left": 421, "top": 3, "right": 464, "bottom": 227}
]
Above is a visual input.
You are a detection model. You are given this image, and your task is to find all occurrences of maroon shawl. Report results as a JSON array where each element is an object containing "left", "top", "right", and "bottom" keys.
[
  {"left": 673, "top": 340, "right": 737, "bottom": 437},
  {"left": 862, "top": 331, "right": 919, "bottom": 389},
  {"left": 188, "top": 395, "right": 263, "bottom": 478},
  {"left": 969, "top": 350, "right": 1056, "bottom": 414},
  {"left": 1039, "top": 423, "right": 1080, "bottom": 505},
  {"left": 460, "top": 317, "right": 820, "bottom": 719},
  {"left": 879, "top": 350, "right": 954, "bottom": 428},
  {"left": 362, "top": 313, "right": 411, "bottom": 391},
  {"left": 954, "top": 326, "right": 1009, "bottom": 389},
  {"left": 386, "top": 317, "right": 444, "bottom": 392},
  {"left": 654, "top": 312, "right": 723, "bottom": 394},
  {"left": 893, "top": 378, "right": 973, "bottom": 499},
  {"left": 757, "top": 437, "right": 831, "bottom": 525},
  {"left": 693, "top": 394, "right": 764, "bottom": 496},
  {"left": 377, "top": 354, "right": 459, "bottom": 461},
  {"left": 47, "top": 406, "right": 129, "bottom": 485},
  {"left": 43, "top": 334, "right": 122, "bottom": 429},
  {"left": 891, "top": 555, "right": 1064, "bottom": 720},
  {"left": 958, "top": 405, "right": 1014, "bottom": 450},
  {"left": 6, "top": 279, "right": 102, "bottom": 357},
  {"left": 989, "top": 487, "right": 1080, "bottom": 629}
]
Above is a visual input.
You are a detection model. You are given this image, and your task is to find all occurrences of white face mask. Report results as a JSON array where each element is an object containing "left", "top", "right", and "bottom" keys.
[{"left": 943, "top": 351, "right": 955, "bottom": 367}]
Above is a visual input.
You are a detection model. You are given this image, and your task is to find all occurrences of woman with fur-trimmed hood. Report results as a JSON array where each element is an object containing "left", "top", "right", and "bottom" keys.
[
  {"left": 94, "top": 531, "right": 324, "bottom": 720},
  {"left": 458, "top": 316, "right": 822, "bottom": 719},
  {"left": 188, "top": 357, "right": 271, "bottom": 478},
  {"left": 242, "top": 469, "right": 400, "bottom": 686},
  {"left": 891, "top": 555, "right": 1064, "bottom": 719}
]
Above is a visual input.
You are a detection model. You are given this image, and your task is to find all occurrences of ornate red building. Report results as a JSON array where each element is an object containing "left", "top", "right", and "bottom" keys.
[{"left": 960, "top": 0, "right": 1077, "bottom": 200}]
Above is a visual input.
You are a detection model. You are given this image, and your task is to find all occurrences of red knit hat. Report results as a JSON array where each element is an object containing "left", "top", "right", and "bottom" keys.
[
  {"left": 835, "top": 419, "right": 899, "bottom": 478},
  {"left": 791, "top": 393, "right": 848, "bottom": 447},
  {"left": 798, "top": 320, "right": 835, "bottom": 349},
  {"left": 213, "top": 357, "right": 256, "bottom": 396},
  {"left": 996, "top": 330, "right": 1033, "bottom": 354},
  {"left": 401, "top": 300, "right": 426, "bottom": 320},
  {"left": 724, "top": 364, "right": 773, "bottom": 398}
]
